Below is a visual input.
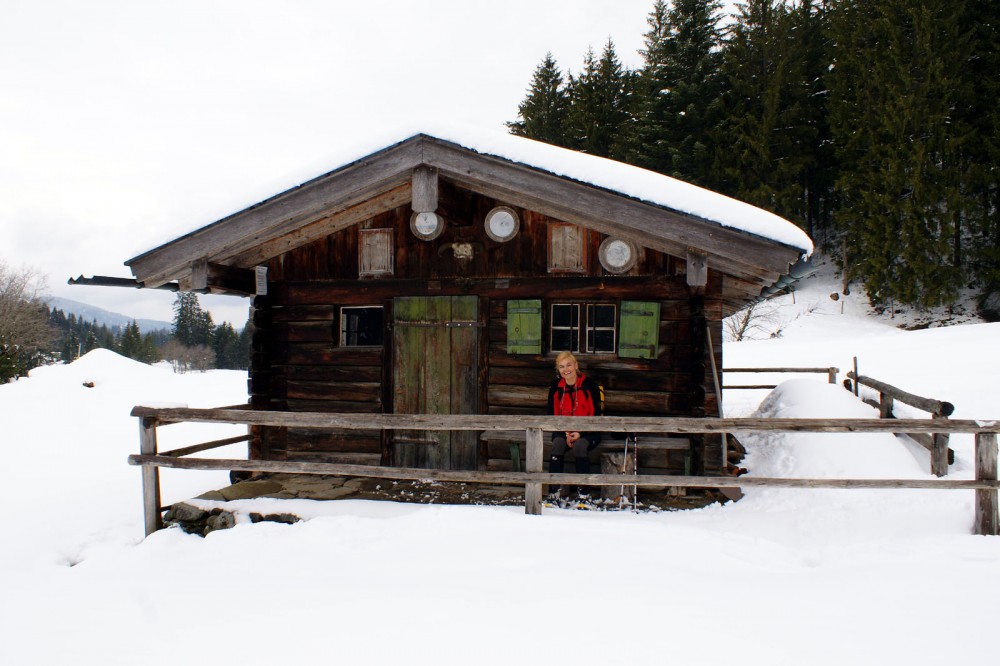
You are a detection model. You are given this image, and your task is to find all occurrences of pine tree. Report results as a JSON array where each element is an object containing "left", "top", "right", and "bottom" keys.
[
  {"left": 627, "top": 0, "right": 725, "bottom": 187},
  {"left": 117, "top": 320, "right": 144, "bottom": 361},
  {"left": 827, "top": 0, "right": 972, "bottom": 307},
  {"left": 211, "top": 322, "right": 242, "bottom": 370},
  {"left": 714, "top": 0, "right": 820, "bottom": 223},
  {"left": 506, "top": 53, "right": 571, "bottom": 146},
  {"left": 172, "top": 292, "right": 214, "bottom": 347},
  {"left": 565, "top": 41, "right": 633, "bottom": 158}
]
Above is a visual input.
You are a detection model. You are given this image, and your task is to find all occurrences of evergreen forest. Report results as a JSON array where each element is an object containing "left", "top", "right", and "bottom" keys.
[{"left": 507, "top": 0, "right": 1000, "bottom": 313}]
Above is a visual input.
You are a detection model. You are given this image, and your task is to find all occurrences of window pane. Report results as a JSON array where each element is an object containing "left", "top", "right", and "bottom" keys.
[
  {"left": 340, "top": 307, "right": 383, "bottom": 346},
  {"left": 551, "top": 304, "right": 574, "bottom": 327},
  {"left": 551, "top": 329, "right": 576, "bottom": 352},
  {"left": 593, "top": 329, "right": 615, "bottom": 353},
  {"left": 592, "top": 304, "right": 616, "bottom": 328}
]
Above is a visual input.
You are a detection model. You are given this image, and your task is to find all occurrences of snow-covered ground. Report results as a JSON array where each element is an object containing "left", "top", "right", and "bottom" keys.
[{"left": 2, "top": 262, "right": 998, "bottom": 665}]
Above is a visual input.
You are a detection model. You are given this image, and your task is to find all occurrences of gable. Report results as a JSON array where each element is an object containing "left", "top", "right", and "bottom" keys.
[{"left": 125, "top": 132, "right": 810, "bottom": 306}]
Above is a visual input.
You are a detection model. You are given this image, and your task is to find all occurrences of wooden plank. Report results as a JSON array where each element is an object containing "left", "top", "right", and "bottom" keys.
[
  {"left": 128, "top": 408, "right": 1000, "bottom": 434},
  {"left": 686, "top": 250, "right": 708, "bottom": 287},
  {"left": 975, "top": 433, "right": 999, "bottom": 535},
  {"left": 524, "top": 427, "right": 543, "bottom": 515},
  {"left": 128, "top": 454, "right": 1000, "bottom": 490},
  {"left": 411, "top": 166, "right": 439, "bottom": 212},
  {"left": 139, "top": 417, "right": 162, "bottom": 536}
]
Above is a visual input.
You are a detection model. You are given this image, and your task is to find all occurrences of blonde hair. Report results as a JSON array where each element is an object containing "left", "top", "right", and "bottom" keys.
[{"left": 554, "top": 351, "right": 578, "bottom": 372}]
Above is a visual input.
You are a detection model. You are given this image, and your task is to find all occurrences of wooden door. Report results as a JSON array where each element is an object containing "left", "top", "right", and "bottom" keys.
[{"left": 392, "top": 296, "right": 479, "bottom": 470}]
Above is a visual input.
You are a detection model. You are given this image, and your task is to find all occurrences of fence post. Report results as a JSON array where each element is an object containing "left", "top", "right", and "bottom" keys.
[
  {"left": 931, "top": 414, "right": 950, "bottom": 477},
  {"left": 524, "top": 428, "right": 544, "bottom": 515},
  {"left": 828, "top": 367, "right": 838, "bottom": 384},
  {"left": 879, "top": 393, "right": 894, "bottom": 419},
  {"left": 975, "top": 432, "right": 998, "bottom": 536},
  {"left": 139, "top": 416, "right": 162, "bottom": 536}
]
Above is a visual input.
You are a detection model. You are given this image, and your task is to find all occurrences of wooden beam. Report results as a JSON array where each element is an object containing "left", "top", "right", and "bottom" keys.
[
  {"left": 224, "top": 183, "right": 412, "bottom": 269},
  {"left": 411, "top": 166, "right": 438, "bottom": 212},
  {"left": 127, "top": 139, "right": 425, "bottom": 286},
  {"left": 686, "top": 249, "right": 708, "bottom": 287},
  {"left": 422, "top": 140, "right": 800, "bottom": 283},
  {"left": 127, "top": 407, "right": 1000, "bottom": 434},
  {"left": 975, "top": 433, "right": 999, "bottom": 535},
  {"left": 127, "top": 453, "right": 1000, "bottom": 490},
  {"left": 139, "top": 417, "right": 162, "bottom": 536},
  {"left": 524, "top": 427, "right": 543, "bottom": 515},
  {"left": 190, "top": 258, "right": 208, "bottom": 291}
]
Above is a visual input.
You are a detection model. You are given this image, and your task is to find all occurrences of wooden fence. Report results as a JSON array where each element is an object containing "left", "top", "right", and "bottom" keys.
[
  {"left": 724, "top": 366, "right": 839, "bottom": 390},
  {"left": 129, "top": 407, "right": 999, "bottom": 537},
  {"left": 846, "top": 371, "right": 955, "bottom": 477}
]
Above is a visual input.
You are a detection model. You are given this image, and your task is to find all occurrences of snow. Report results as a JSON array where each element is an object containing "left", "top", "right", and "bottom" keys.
[
  {"left": 2, "top": 265, "right": 999, "bottom": 665},
  {"left": 137, "top": 123, "right": 814, "bottom": 259}
]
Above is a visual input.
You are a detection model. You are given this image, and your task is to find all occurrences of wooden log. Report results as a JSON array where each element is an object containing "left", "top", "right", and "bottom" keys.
[
  {"left": 931, "top": 415, "right": 950, "bottom": 478},
  {"left": 139, "top": 417, "right": 162, "bottom": 537},
  {"left": 128, "top": 407, "right": 1000, "bottom": 434},
  {"left": 975, "top": 433, "right": 999, "bottom": 536},
  {"left": 601, "top": 452, "right": 635, "bottom": 503},
  {"left": 847, "top": 372, "right": 954, "bottom": 416},
  {"left": 127, "top": 454, "right": 1000, "bottom": 490},
  {"left": 525, "top": 427, "right": 543, "bottom": 515}
]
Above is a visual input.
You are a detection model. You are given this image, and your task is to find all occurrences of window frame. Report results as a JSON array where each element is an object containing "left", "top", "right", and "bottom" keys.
[
  {"left": 548, "top": 301, "right": 617, "bottom": 355},
  {"left": 338, "top": 305, "right": 385, "bottom": 348}
]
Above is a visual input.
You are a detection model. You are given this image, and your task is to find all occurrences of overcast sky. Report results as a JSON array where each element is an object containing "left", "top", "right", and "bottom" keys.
[{"left": 2, "top": 0, "right": 685, "bottom": 326}]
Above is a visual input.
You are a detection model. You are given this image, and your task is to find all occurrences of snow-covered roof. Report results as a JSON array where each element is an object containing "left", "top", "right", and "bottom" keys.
[
  {"left": 377, "top": 124, "right": 813, "bottom": 254},
  {"left": 126, "top": 124, "right": 812, "bottom": 301}
]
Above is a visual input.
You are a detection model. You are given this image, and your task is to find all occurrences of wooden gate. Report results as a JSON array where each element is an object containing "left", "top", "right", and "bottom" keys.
[{"left": 392, "top": 296, "right": 480, "bottom": 469}]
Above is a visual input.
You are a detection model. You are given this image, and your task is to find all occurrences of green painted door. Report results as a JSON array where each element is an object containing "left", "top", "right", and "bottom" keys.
[{"left": 392, "top": 296, "right": 479, "bottom": 470}]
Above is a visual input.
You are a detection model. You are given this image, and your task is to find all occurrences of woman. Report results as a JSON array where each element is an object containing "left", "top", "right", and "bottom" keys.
[{"left": 547, "top": 351, "right": 603, "bottom": 497}]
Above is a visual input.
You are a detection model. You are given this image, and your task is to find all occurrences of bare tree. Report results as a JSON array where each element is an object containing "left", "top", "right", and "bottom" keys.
[
  {"left": 724, "top": 299, "right": 781, "bottom": 342},
  {"left": 0, "top": 260, "right": 53, "bottom": 381}
]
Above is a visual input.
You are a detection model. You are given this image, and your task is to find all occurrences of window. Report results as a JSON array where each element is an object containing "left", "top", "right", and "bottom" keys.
[
  {"left": 548, "top": 223, "right": 586, "bottom": 273},
  {"left": 549, "top": 303, "right": 616, "bottom": 354},
  {"left": 340, "top": 306, "right": 384, "bottom": 347},
  {"left": 359, "top": 228, "right": 394, "bottom": 277}
]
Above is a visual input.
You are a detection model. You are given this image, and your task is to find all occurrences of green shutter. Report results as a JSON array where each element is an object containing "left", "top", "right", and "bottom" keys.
[
  {"left": 618, "top": 301, "right": 660, "bottom": 359},
  {"left": 506, "top": 299, "right": 542, "bottom": 354}
]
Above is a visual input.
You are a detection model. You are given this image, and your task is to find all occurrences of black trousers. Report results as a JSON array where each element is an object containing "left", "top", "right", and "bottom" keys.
[{"left": 548, "top": 435, "right": 598, "bottom": 475}]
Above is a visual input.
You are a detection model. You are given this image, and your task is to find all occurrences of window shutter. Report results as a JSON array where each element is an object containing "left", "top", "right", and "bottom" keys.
[
  {"left": 618, "top": 301, "right": 660, "bottom": 359},
  {"left": 507, "top": 299, "right": 542, "bottom": 354}
]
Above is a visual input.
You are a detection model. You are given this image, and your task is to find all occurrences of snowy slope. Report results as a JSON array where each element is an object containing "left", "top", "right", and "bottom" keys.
[{"left": 1, "top": 269, "right": 999, "bottom": 665}]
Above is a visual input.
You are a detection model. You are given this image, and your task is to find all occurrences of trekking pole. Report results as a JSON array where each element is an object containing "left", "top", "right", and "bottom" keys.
[{"left": 619, "top": 435, "right": 628, "bottom": 510}]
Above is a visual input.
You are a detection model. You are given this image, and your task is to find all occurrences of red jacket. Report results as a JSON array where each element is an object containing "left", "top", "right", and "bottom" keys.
[{"left": 547, "top": 375, "right": 603, "bottom": 444}]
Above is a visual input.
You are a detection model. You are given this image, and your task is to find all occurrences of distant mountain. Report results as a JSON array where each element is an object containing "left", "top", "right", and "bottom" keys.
[{"left": 46, "top": 297, "right": 173, "bottom": 334}]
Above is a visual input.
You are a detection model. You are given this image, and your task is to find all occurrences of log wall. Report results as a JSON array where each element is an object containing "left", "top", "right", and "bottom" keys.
[{"left": 250, "top": 192, "right": 727, "bottom": 473}]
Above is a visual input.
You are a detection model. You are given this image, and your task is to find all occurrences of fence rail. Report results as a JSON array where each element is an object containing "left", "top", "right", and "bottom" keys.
[
  {"left": 723, "top": 366, "right": 839, "bottom": 389},
  {"left": 130, "top": 407, "right": 999, "bottom": 537},
  {"left": 847, "top": 371, "right": 955, "bottom": 476}
]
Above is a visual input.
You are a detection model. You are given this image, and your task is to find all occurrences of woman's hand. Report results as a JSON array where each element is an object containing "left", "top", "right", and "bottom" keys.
[{"left": 566, "top": 431, "right": 581, "bottom": 447}]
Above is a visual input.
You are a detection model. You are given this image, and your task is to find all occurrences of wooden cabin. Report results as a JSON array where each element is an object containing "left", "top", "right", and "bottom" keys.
[{"left": 124, "top": 130, "right": 812, "bottom": 478}]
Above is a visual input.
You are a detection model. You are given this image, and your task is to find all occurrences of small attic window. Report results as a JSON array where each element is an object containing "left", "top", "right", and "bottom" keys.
[
  {"left": 548, "top": 223, "right": 586, "bottom": 273},
  {"left": 359, "top": 228, "right": 394, "bottom": 277}
]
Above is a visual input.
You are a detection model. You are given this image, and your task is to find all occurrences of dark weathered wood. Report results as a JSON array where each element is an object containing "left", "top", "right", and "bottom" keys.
[
  {"left": 129, "top": 407, "right": 1000, "bottom": 434},
  {"left": 847, "top": 372, "right": 955, "bottom": 417},
  {"left": 726, "top": 367, "right": 839, "bottom": 374},
  {"left": 128, "top": 454, "right": 1000, "bottom": 490},
  {"left": 139, "top": 417, "right": 162, "bottom": 537},
  {"left": 975, "top": 433, "right": 999, "bottom": 535}
]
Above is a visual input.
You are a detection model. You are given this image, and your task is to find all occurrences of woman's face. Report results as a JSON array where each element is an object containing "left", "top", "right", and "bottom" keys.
[{"left": 557, "top": 357, "right": 579, "bottom": 384}]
